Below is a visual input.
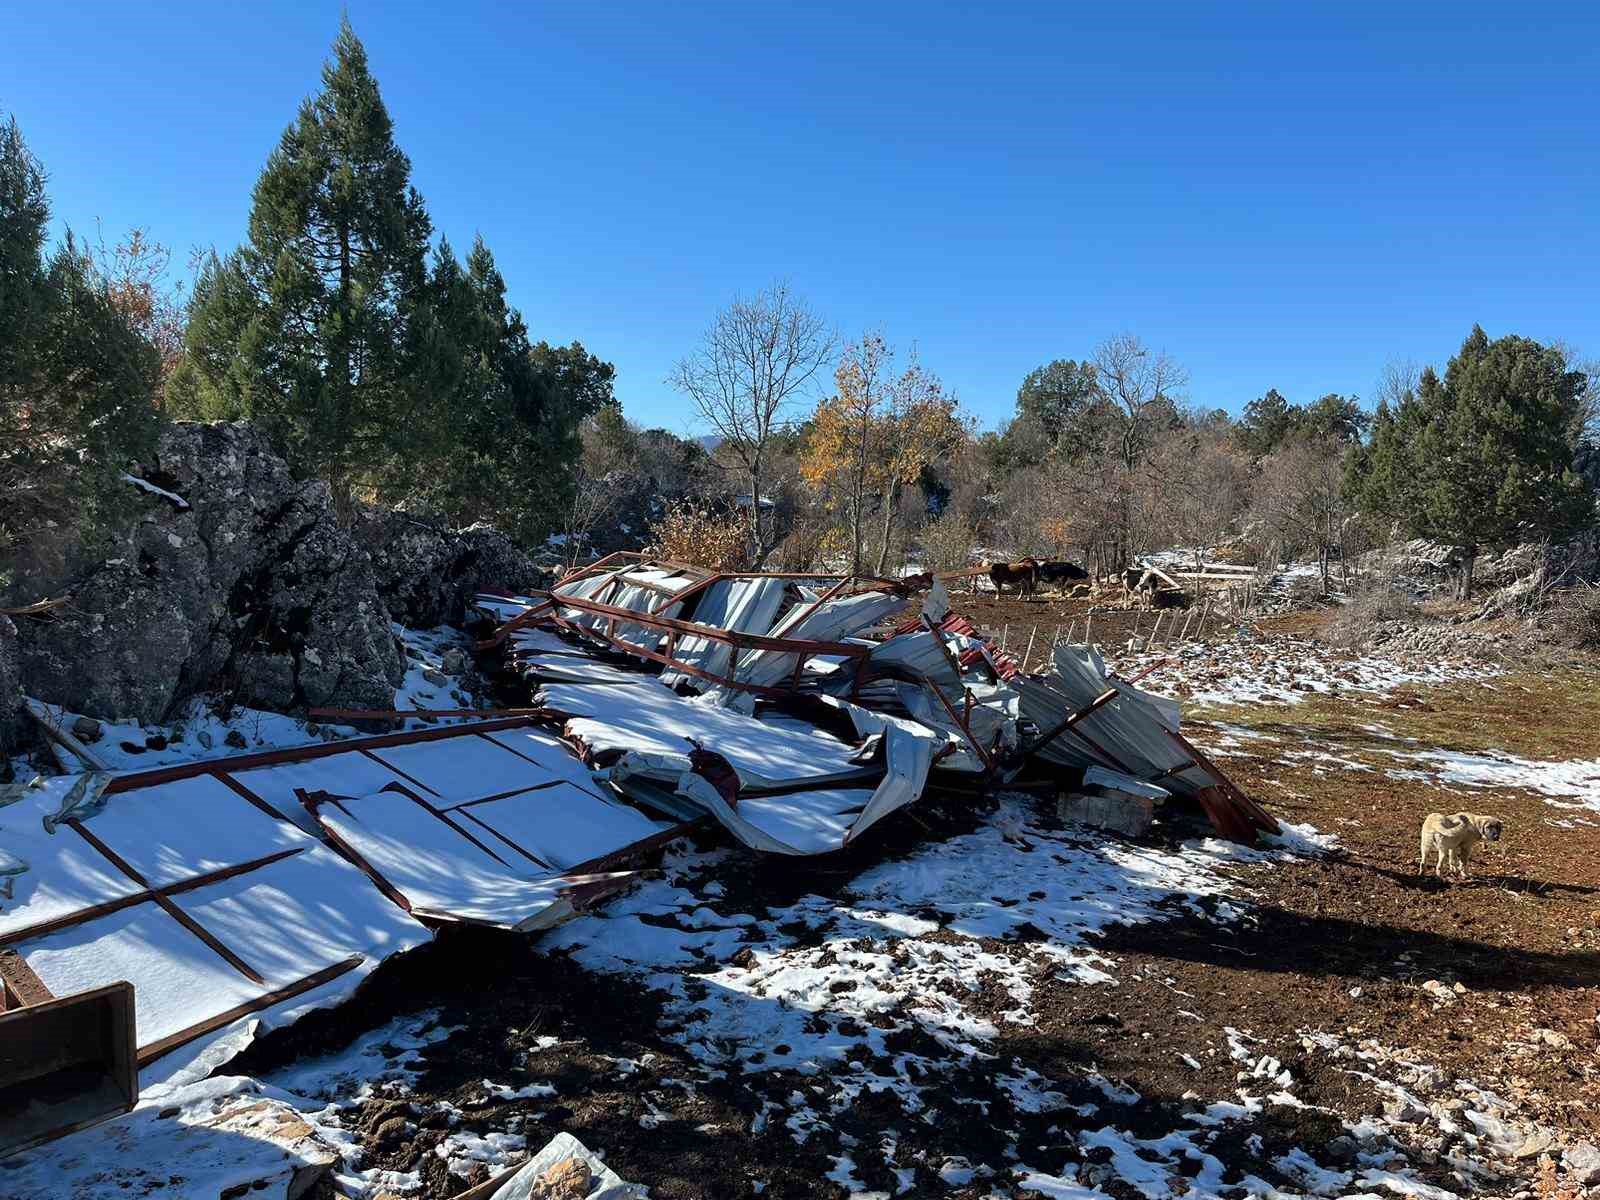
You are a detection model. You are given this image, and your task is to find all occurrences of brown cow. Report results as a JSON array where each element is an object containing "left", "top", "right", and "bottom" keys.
[{"left": 989, "top": 557, "right": 1040, "bottom": 598}]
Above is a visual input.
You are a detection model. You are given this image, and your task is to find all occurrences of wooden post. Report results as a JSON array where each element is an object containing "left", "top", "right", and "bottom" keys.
[
  {"left": 1022, "top": 626, "right": 1037, "bottom": 672},
  {"left": 1083, "top": 610, "right": 1093, "bottom": 650},
  {"left": 1000, "top": 624, "right": 1009, "bottom": 652},
  {"left": 1193, "top": 596, "right": 1213, "bottom": 643},
  {"left": 1177, "top": 607, "right": 1196, "bottom": 645}
]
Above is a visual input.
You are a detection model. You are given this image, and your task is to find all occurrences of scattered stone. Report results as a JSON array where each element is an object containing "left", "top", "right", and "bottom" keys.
[
  {"left": 421, "top": 668, "right": 448, "bottom": 688},
  {"left": 1422, "top": 980, "right": 1459, "bottom": 1005},
  {"left": 224, "top": 730, "right": 248, "bottom": 750},
  {"left": 1058, "top": 791, "right": 1160, "bottom": 838},
  {"left": 1533, "top": 1028, "right": 1572, "bottom": 1050},
  {"left": 1383, "top": 1097, "right": 1429, "bottom": 1125},
  {"left": 71, "top": 715, "right": 103, "bottom": 743},
  {"left": 1565, "top": 1142, "right": 1600, "bottom": 1186},
  {"left": 371, "top": 1115, "right": 409, "bottom": 1150},
  {"left": 441, "top": 648, "right": 466, "bottom": 676},
  {"left": 523, "top": 1157, "right": 591, "bottom": 1200},
  {"left": 196, "top": 730, "right": 214, "bottom": 749},
  {"left": 1324, "top": 1136, "right": 1360, "bottom": 1167}
]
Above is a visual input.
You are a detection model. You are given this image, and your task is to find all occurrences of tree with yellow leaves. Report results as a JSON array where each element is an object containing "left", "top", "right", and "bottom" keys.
[{"left": 801, "top": 333, "right": 967, "bottom": 576}]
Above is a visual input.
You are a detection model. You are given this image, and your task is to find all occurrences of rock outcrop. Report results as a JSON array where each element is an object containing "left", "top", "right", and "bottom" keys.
[
  {"left": 14, "top": 422, "right": 404, "bottom": 724},
  {"left": 0, "top": 615, "right": 21, "bottom": 757},
  {"left": 353, "top": 510, "right": 545, "bottom": 628}
]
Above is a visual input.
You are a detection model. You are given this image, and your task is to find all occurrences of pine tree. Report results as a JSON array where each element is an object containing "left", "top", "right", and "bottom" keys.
[
  {"left": 1355, "top": 326, "right": 1593, "bottom": 598},
  {"left": 176, "top": 19, "right": 432, "bottom": 514},
  {"left": 391, "top": 236, "right": 612, "bottom": 541}
]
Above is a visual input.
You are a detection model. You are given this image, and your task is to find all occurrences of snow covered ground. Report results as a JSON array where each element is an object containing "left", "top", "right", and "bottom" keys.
[{"left": 1113, "top": 634, "right": 1495, "bottom": 709}]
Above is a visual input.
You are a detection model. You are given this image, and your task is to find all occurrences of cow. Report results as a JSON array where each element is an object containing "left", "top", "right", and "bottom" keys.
[
  {"left": 1122, "top": 566, "right": 1158, "bottom": 608},
  {"left": 988, "top": 557, "right": 1040, "bottom": 598},
  {"left": 1036, "top": 560, "right": 1090, "bottom": 592}
]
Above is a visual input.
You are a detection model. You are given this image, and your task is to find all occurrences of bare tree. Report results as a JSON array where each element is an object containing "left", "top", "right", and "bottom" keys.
[
  {"left": 1375, "top": 357, "right": 1419, "bottom": 411},
  {"left": 1251, "top": 434, "right": 1354, "bottom": 594},
  {"left": 1075, "top": 333, "right": 1188, "bottom": 570},
  {"left": 1092, "top": 332, "right": 1188, "bottom": 472},
  {"left": 670, "top": 282, "right": 834, "bottom": 567}
]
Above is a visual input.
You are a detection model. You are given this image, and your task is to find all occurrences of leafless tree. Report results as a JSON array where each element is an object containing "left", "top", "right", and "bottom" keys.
[
  {"left": 1251, "top": 434, "right": 1354, "bottom": 594},
  {"left": 669, "top": 282, "right": 834, "bottom": 567},
  {"left": 1145, "top": 423, "right": 1251, "bottom": 569},
  {"left": 1375, "top": 357, "right": 1419, "bottom": 410},
  {"left": 1092, "top": 333, "right": 1188, "bottom": 472}
]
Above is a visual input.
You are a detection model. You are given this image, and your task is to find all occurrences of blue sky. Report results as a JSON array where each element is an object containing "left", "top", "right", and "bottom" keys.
[{"left": 6, "top": 3, "right": 1597, "bottom": 434}]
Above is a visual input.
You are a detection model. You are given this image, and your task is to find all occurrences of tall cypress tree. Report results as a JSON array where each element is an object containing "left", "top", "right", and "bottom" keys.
[{"left": 177, "top": 19, "right": 432, "bottom": 514}]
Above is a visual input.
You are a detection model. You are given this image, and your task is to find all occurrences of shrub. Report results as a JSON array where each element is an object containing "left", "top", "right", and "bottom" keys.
[
  {"left": 1325, "top": 577, "right": 1421, "bottom": 648},
  {"left": 644, "top": 501, "right": 748, "bottom": 571}
]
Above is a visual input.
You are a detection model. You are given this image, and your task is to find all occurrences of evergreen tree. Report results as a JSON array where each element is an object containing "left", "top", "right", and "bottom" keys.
[
  {"left": 176, "top": 19, "right": 432, "bottom": 514},
  {"left": 1237, "top": 388, "right": 1294, "bottom": 457},
  {"left": 1015, "top": 358, "right": 1101, "bottom": 456},
  {"left": 392, "top": 236, "right": 612, "bottom": 541},
  {"left": 1, "top": 115, "right": 160, "bottom": 589},
  {"left": 1355, "top": 325, "right": 1592, "bottom": 597}
]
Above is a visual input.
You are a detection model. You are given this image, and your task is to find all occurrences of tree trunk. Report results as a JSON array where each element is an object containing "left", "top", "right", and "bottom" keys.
[
  {"left": 1457, "top": 547, "right": 1477, "bottom": 600},
  {"left": 874, "top": 481, "right": 901, "bottom": 577}
]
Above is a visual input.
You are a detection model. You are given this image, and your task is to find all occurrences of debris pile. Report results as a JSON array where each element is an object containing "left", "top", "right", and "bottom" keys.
[{"left": 0, "top": 552, "right": 1275, "bottom": 1188}]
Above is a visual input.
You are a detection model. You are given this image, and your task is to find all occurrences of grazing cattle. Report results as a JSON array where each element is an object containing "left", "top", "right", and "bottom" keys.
[
  {"left": 989, "top": 557, "right": 1040, "bottom": 598},
  {"left": 1036, "top": 560, "right": 1090, "bottom": 591},
  {"left": 1121, "top": 566, "right": 1156, "bottom": 606}
]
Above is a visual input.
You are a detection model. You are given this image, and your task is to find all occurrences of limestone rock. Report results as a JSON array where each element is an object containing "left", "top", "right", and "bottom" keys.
[
  {"left": 11, "top": 421, "right": 404, "bottom": 723},
  {"left": 353, "top": 510, "right": 545, "bottom": 628},
  {"left": 1565, "top": 1142, "right": 1600, "bottom": 1186},
  {"left": 525, "top": 1157, "right": 592, "bottom": 1199},
  {"left": 0, "top": 616, "right": 20, "bottom": 755}
]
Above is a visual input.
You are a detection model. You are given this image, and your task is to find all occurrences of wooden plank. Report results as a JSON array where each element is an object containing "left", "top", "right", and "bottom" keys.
[
  {"left": 0, "top": 948, "right": 54, "bottom": 1007},
  {"left": 22, "top": 698, "right": 110, "bottom": 771},
  {"left": 135, "top": 956, "right": 365, "bottom": 1067}
]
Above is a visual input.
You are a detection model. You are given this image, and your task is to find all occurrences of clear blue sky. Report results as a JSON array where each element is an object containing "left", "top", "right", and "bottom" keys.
[{"left": 6, "top": 3, "right": 1597, "bottom": 434}]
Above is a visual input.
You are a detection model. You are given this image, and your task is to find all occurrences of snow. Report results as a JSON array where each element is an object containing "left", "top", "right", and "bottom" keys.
[
  {"left": 314, "top": 791, "right": 577, "bottom": 928},
  {"left": 121, "top": 471, "right": 189, "bottom": 509},
  {"left": 542, "top": 676, "right": 863, "bottom": 782},
  {"left": 70, "top": 773, "right": 309, "bottom": 887},
  {"left": 454, "top": 783, "right": 668, "bottom": 870},
  {"left": 1116, "top": 635, "right": 1495, "bottom": 709}
]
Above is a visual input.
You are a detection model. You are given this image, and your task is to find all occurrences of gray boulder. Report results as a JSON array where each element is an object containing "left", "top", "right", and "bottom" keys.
[
  {"left": 353, "top": 510, "right": 545, "bottom": 627},
  {"left": 13, "top": 421, "right": 404, "bottom": 724}
]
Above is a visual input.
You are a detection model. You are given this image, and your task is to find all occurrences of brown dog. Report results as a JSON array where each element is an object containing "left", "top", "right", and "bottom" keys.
[{"left": 1417, "top": 812, "right": 1504, "bottom": 879}]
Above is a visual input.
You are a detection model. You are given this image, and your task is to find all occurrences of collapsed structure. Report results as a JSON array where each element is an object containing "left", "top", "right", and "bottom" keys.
[{"left": 0, "top": 551, "right": 1274, "bottom": 1185}]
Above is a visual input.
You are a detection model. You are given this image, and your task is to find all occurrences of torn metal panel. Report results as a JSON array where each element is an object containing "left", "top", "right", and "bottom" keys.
[
  {"left": 0, "top": 774, "right": 427, "bottom": 1077},
  {"left": 304, "top": 788, "right": 643, "bottom": 932},
  {"left": 725, "top": 589, "right": 907, "bottom": 693},
  {"left": 592, "top": 708, "right": 936, "bottom": 855},
  {"left": 659, "top": 576, "right": 788, "bottom": 688}
]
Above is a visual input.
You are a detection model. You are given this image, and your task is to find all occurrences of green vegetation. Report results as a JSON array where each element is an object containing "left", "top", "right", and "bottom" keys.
[
  {"left": 0, "top": 116, "right": 161, "bottom": 587},
  {"left": 170, "top": 19, "right": 605, "bottom": 537},
  {"left": 1352, "top": 327, "right": 1591, "bottom": 597}
]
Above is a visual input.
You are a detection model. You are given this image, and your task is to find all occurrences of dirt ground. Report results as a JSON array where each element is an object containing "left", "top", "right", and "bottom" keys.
[{"left": 232, "top": 617, "right": 1600, "bottom": 1200}]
